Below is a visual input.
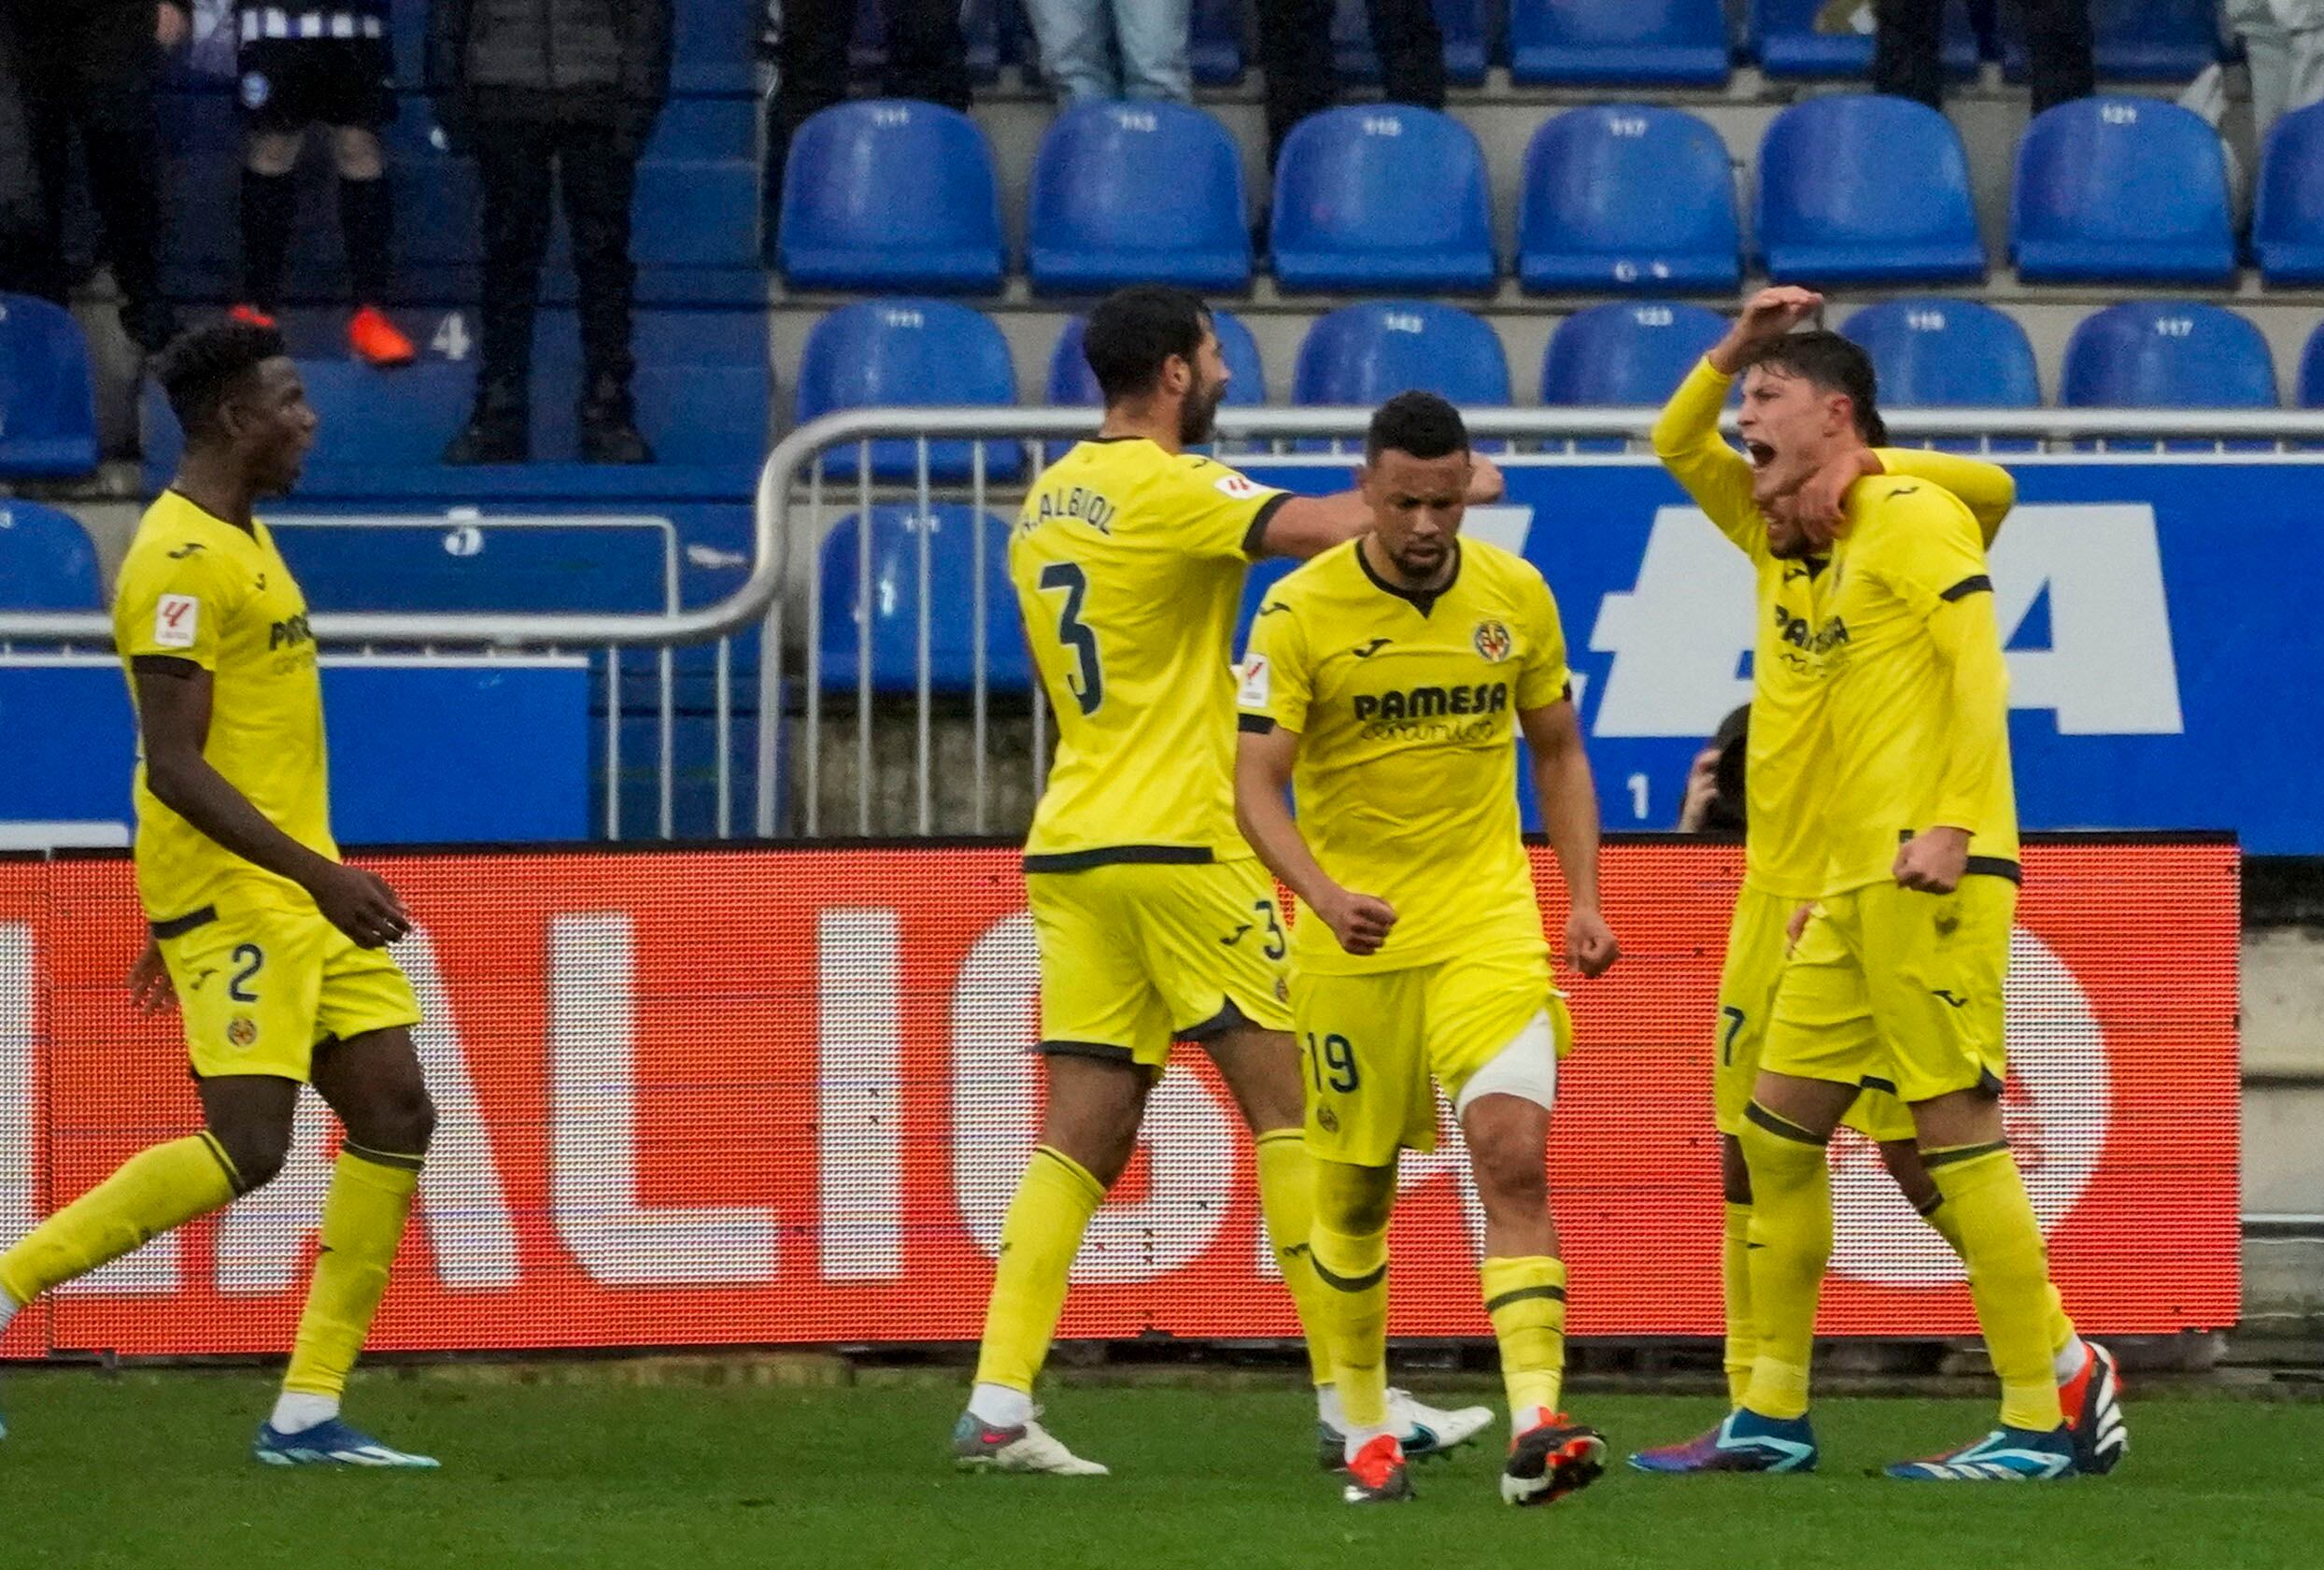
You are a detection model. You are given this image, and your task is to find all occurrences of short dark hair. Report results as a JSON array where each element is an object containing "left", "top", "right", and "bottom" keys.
[
  {"left": 156, "top": 318, "right": 289, "bottom": 439},
  {"left": 1743, "top": 331, "right": 1888, "bottom": 445},
  {"left": 1366, "top": 389, "right": 1469, "bottom": 461},
  {"left": 1083, "top": 286, "right": 1210, "bottom": 403}
]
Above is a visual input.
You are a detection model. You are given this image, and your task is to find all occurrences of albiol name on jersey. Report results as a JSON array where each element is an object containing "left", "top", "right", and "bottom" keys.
[{"left": 1031, "top": 486, "right": 1116, "bottom": 534}]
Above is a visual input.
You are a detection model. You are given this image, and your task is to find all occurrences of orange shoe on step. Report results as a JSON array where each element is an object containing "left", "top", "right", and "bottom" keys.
[{"left": 347, "top": 304, "right": 415, "bottom": 368}]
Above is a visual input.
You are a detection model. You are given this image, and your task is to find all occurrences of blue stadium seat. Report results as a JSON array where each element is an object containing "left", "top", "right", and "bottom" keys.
[
  {"left": 2303, "top": 320, "right": 2324, "bottom": 406},
  {"left": 1756, "top": 95, "right": 1985, "bottom": 286},
  {"left": 2062, "top": 302, "right": 2276, "bottom": 410},
  {"left": 1510, "top": 0, "right": 1729, "bottom": 85},
  {"left": 1027, "top": 103, "right": 1251, "bottom": 294},
  {"left": 1335, "top": 0, "right": 1490, "bottom": 86},
  {"left": 1191, "top": 0, "right": 1246, "bottom": 83},
  {"left": 1749, "top": 0, "right": 1978, "bottom": 78},
  {"left": 0, "top": 294, "right": 99, "bottom": 477},
  {"left": 2004, "top": 0, "right": 2220, "bottom": 80},
  {"left": 794, "top": 300, "right": 1023, "bottom": 483},
  {"left": 1540, "top": 303, "right": 1728, "bottom": 405},
  {"left": 1518, "top": 106, "right": 1739, "bottom": 294},
  {"left": 1269, "top": 106, "right": 1496, "bottom": 293},
  {"left": 2254, "top": 102, "right": 2324, "bottom": 284},
  {"left": 817, "top": 506, "right": 1030, "bottom": 693},
  {"left": 1843, "top": 299, "right": 2040, "bottom": 409},
  {"left": 0, "top": 501, "right": 101, "bottom": 610},
  {"left": 1295, "top": 302, "right": 1510, "bottom": 411},
  {"left": 671, "top": 0, "right": 764, "bottom": 92},
  {"left": 2012, "top": 98, "right": 2235, "bottom": 285},
  {"left": 779, "top": 101, "right": 1005, "bottom": 293}
]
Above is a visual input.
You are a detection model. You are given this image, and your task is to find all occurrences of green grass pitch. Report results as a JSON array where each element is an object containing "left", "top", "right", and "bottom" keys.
[{"left": 4, "top": 1374, "right": 2319, "bottom": 1568}]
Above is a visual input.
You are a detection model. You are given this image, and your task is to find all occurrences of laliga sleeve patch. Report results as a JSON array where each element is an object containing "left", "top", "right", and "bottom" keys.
[
  {"left": 1238, "top": 654, "right": 1270, "bottom": 707},
  {"left": 153, "top": 594, "right": 200, "bottom": 649},
  {"left": 1214, "top": 473, "right": 1263, "bottom": 501}
]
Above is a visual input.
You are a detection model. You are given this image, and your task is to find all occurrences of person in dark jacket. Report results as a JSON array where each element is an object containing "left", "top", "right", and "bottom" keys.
[
  {"left": 1255, "top": 0, "right": 1444, "bottom": 168},
  {"left": 429, "top": 0, "right": 671, "bottom": 465},
  {"left": 0, "top": 0, "right": 183, "bottom": 352},
  {"left": 762, "top": 0, "right": 971, "bottom": 219}
]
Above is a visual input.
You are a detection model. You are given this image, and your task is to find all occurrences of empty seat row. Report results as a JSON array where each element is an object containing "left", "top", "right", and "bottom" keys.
[
  {"left": 786, "top": 295, "right": 2321, "bottom": 484},
  {"left": 784, "top": 92, "right": 2295, "bottom": 299}
]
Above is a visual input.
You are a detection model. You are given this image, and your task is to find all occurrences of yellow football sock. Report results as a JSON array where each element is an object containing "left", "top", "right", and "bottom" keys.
[
  {"left": 0, "top": 1134, "right": 241, "bottom": 1306},
  {"left": 1738, "top": 1105, "right": 1831, "bottom": 1421},
  {"left": 971, "top": 1145, "right": 1106, "bottom": 1395},
  {"left": 1481, "top": 1255, "right": 1567, "bottom": 1421},
  {"left": 280, "top": 1145, "right": 422, "bottom": 1398},
  {"left": 1920, "top": 1190, "right": 2078, "bottom": 1363},
  {"left": 1311, "top": 1159, "right": 1396, "bottom": 1433},
  {"left": 1722, "top": 1201, "right": 1757, "bottom": 1407},
  {"left": 1253, "top": 1129, "right": 1334, "bottom": 1387},
  {"left": 1924, "top": 1142, "right": 2064, "bottom": 1432}
]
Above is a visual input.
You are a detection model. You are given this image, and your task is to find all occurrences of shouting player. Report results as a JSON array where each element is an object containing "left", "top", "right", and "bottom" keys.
[
  {"left": 1631, "top": 290, "right": 2121, "bottom": 1476},
  {"left": 1235, "top": 392, "right": 1618, "bottom": 1507},
  {"left": 1681, "top": 324, "right": 2124, "bottom": 1479},
  {"left": 952, "top": 290, "right": 1500, "bottom": 1476},
  {"left": 0, "top": 321, "right": 436, "bottom": 1467}
]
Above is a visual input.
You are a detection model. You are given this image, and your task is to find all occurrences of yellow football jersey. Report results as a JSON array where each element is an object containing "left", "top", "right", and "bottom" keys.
[
  {"left": 1238, "top": 537, "right": 1570, "bottom": 975},
  {"left": 1652, "top": 357, "right": 2016, "bottom": 900},
  {"left": 1011, "top": 437, "right": 1287, "bottom": 868},
  {"left": 112, "top": 490, "right": 336, "bottom": 922},
  {"left": 1816, "top": 475, "right": 2019, "bottom": 896}
]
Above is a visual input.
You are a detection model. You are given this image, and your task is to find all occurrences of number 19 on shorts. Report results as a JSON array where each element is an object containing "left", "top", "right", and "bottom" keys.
[{"left": 1304, "top": 1031, "right": 1360, "bottom": 1094}]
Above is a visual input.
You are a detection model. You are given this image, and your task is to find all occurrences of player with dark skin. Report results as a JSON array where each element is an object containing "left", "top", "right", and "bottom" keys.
[{"left": 127, "top": 352, "right": 433, "bottom": 1194}]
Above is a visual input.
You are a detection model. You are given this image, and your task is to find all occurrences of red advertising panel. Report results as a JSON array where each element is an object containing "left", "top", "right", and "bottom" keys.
[{"left": 2, "top": 839, "right": 2237, "bottom": 1358}]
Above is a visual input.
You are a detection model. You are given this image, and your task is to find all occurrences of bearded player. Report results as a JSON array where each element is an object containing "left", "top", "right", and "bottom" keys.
[
  {"left": 951, "top": 289, "right": 1502, "bottom": 1477},
  {"left": 0, "top": 320, "right": 436, "bottom": 1466},
  {"left": 1631, "top": 289, "right": 2124, "bottom": 1476},
  {"left": 1661, "top": 320, "right": 2124, "bottom": 1479},
  {"left": 1236, "top": 392, "right": 1618, "bottom": 1507}
]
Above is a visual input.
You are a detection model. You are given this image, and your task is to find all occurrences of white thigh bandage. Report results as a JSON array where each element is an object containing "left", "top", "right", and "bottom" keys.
[{"left": 1452, "top": 1010, "right": 1559, "bottom": 1119}]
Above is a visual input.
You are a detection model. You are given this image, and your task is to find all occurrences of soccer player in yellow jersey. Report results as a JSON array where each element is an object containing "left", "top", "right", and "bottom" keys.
[
  {"left": 953, "top": 290, "right": 1502, "bottom": 1476},
  {"left": 0, "top": 321, "right": 437, "bottom": 1467},
  {"left": 1630, "top": 290, "right": 2122, "bottom": 1478},
  {"left": 1235, "top": 392, "right": 1619, "bottom": 1507},
  {"left": 1685, "top": 323, "right": 2124, "bottom": 1480}
]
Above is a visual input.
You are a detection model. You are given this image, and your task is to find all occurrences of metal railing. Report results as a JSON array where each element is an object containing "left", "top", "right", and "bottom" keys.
[{"left": 7, "top": 404, "right": 2324, "bottom": 841}]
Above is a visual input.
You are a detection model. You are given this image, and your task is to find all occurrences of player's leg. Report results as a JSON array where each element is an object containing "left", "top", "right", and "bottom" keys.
[
  {"left": 1706, "top": 890, "right": 1793, "bottom": 1406},
  {"left": 955, "top": 867, "right": 1148, "bottom": 1475},
  {"left": 330, "top": 75, "right": 413, "bottom": 370},
  {"left": 236, "top": 102, "right": 305, "bottom": 323},
  {"left": 1435, "top": 969, "right": 1604, "bottom": 1507},
  {"left": 249, "top": 924, "right": 434, "bottom": 1467},
  {"left": 0, "top": 1073, "right": 290, "bottom": 1357},
  {"left": 1870, "top": 878, "right": 2087, "bottom": 1480}
]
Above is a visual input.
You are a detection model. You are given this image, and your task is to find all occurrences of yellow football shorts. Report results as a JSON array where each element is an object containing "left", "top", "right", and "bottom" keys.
[
  {"left": 1717, "top": 886, "right": 1916, "bottom": 1142},
  {"left": 155, "top": 896, "right": 422, "bottom": 1082},
  {"left": 1026, "top": 856, "right": 1294, "bottom": 1071},
  {"left": 1762, "top": 876, "right": 2017, "bottom": 1107},
  {"left": 1290, "top": 944, "right": 1569, "bottom": 1167}
]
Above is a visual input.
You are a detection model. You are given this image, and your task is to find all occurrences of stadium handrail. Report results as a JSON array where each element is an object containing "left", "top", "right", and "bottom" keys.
[{"left": 6, "top": 403, "right": 2324, "bottom": 652}]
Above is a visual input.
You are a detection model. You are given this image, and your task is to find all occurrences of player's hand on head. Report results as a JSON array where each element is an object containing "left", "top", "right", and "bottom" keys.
[
  {"left": 1741, "top": 286, "right": 1823, "bottom": 342},
  {"left": 308, "top": 862, "right": 414, "bottom": 949},
  {"left": 1892, "top": 827, "right": 1970, "bottom": 895},
  {"left": 1566, "top": 909, "right": 1619, "bottom": 978},
  {"left": 1319, "top": 888, "right": 1396, "bottom": 956},
  {"left": 1465, "top": 454, "right": 1506, "bottom": 505},
  {"left": 128, "top": 939, "right": 177, "bottom": 1014}
]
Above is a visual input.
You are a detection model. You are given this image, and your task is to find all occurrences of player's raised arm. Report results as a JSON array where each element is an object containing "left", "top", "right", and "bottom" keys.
[
  {"left": 132, "top": 660, "right": 410, "bottom": 948},
  {"left": 1790, "top": 446, "right": 2019, "bottom": 548}
]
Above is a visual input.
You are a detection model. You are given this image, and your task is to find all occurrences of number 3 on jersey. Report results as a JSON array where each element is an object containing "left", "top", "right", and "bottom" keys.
[{"left": 1037, "top": 561, "right": 1104, "bottom": 714}]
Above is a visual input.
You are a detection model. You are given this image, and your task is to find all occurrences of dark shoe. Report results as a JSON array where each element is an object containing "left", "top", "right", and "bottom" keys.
[
  {"left": 579, "top": 375, "right": 654, "bottom": 465},
  {"left": 443, "top": 384, "right": 529, "bottom": 465}
]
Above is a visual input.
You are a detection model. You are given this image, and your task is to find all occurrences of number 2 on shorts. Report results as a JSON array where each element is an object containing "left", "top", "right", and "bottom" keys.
[{"left": 229, "top": 942, "right": 265, "bottom": 1003}]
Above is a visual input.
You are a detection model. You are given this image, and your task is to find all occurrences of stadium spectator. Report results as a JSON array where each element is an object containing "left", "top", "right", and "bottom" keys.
[
  {"left": 1675, "top": 704, "right": 1750, "bottom": 834},
  {"left": 1256, "top": 0, "right": 1445, "bottom": 167},
  {"left": 763, "top": 0, "right": 971, "bottom": 209},
  {"left": 429, "top": 0, "right": 671, "bottom": 466},
  {"left": 0, "top": 6, "right": 37, "bottom": 287},
  {"left": 1876, "top": 0, "right": 2093, "bottom": 115},
  {"left": 2229, "top": 0, "right": 2324, "bottom": 135},
  {"left": 0, "top": 0, "right": 184, "bottom": 353},
  {"left": 231, "top": 1, "right": 418, "bottom": 369},
  {"left": 1022, "top": 0, "right": 1192, "bottom": 105}
]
